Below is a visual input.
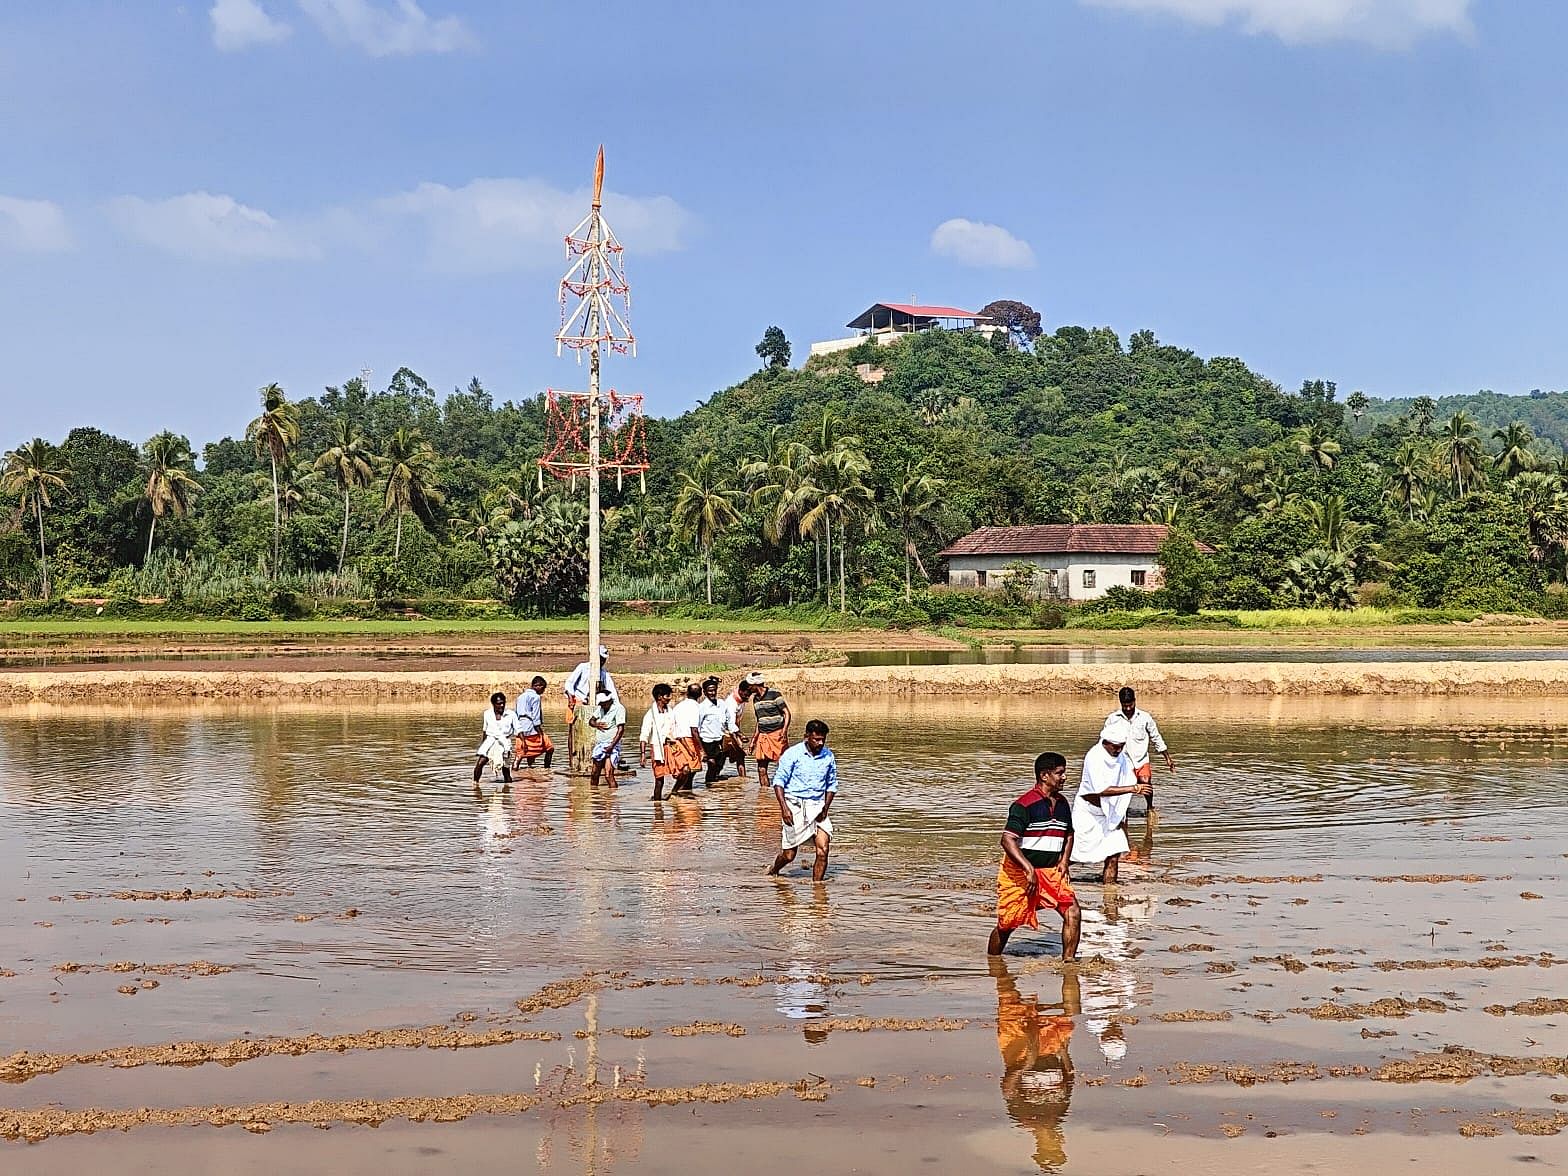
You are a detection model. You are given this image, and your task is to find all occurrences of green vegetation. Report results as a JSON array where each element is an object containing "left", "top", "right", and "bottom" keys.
[{"left": 5, "top": 319, "right": 1568, "bottom": 627}]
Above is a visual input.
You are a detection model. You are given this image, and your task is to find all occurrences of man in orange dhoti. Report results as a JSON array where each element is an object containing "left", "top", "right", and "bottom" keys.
[
  {"left": 511, "top": 675, "right": 554, "bottom": 768},
  {"left": 989, "top": 752, "right": 1080, "bottom": 961}
]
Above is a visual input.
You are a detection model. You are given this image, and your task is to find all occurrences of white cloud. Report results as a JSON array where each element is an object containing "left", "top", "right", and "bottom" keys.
[
  {"left": 1080, "top": 0, "right": 1473, "bottom": 48},
  {"left": 103, "top": 178, "right": 694, "bottom": 273},
  {"left": 930, "top": 218, "right": 1035, "bottom": 270},
  {"left": 106, "top": 192, "right": 320, "bottom": 261},
  {"left": 296, "top": 0, "right": 476, "bottom": 56},
  {"left": 0, "top": 196, "right": 73, "bottom": 253},
  {"left": 210, "top": 0, "right": 292, "bottom": 51},
  {"left": 373, "top": 178, "right": 694, "bottom": 274}
]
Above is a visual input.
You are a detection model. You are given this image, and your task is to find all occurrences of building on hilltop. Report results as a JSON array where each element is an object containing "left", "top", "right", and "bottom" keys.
[
  {"left": 938, "top": 524, "right": 1213, "bottom": 602},
  {"left": 808, "top": 301, "right": 1003, "bottom": 359}
]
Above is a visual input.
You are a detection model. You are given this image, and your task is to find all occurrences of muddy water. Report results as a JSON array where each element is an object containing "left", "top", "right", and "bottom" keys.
[{"left": 2, "top": 697, "right": 1566, "bottom": 1173}]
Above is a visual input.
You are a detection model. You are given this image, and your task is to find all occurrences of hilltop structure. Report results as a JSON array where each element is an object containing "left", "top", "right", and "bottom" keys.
[{"left": 808, "top": 301, "right": 1003, "bottom": 358}]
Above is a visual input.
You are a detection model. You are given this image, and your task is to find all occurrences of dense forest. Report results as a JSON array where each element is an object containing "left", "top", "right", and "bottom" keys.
[{"left": 4, "top": 313, "right": 1567, "bottom": 622}]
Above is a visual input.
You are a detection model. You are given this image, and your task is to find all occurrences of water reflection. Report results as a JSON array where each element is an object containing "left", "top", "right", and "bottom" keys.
[{"left": 993, "top": 958, "right": 1078, "bottom": 1171}]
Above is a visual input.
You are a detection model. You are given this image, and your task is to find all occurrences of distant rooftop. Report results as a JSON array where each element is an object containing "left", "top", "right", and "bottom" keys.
[
  {"left": 846, "top": 302, "right": 991, "bottom": 330},
  {"left": 940, "top": 524, "right": 1214, "bottom": 558}
]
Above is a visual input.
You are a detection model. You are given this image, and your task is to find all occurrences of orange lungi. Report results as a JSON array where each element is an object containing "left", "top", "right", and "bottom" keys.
[
  {"left": 753, "top": 728, "right": 788, "bottom": 764},
  {"left": 995, "top": 859, "right": 1076, "bottom": 933},
  {"left": 662, "top": 737, "right": 700, "bottom": 777},
  {"left": 512, "top": 731, "right": 554, "bottom": 760}
]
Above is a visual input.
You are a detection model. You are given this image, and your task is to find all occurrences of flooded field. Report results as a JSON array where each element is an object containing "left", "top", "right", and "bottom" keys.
[{"left": 2, "top": 696, "right": 1566, "bottom": 1173}]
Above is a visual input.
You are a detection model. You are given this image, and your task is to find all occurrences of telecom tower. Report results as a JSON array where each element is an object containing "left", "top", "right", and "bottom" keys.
[{"left": 540, "top": 147, "right": 649, "bottom": 774}]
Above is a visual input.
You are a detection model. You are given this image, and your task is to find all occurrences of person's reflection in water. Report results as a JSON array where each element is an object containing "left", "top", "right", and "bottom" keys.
[
  {"left": 774, "top": 883, "right": 833, "bottom": 1038},
  {"left": 992, "top": 956, "right": 1079, "bottom": 1172}
]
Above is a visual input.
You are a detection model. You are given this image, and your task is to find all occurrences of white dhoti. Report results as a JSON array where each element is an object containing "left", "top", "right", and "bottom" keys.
[
  {"left": 781, "top": 797, "right": 834, "bottom": 850},
  {"left": 1071, "top": 739, "right": 1135, "bottom": 865},
  {"left": 477, "top": 735, "right": 511, "bottom": 772}
]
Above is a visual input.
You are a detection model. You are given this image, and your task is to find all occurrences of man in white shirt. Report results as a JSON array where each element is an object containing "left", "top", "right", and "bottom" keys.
[
  {"left": 668, "top": 683, "right": 703, "bottom": 795},
  {"left": 696, "top": 676, "right": 729, "bottom": 785},
  {"left": 474, "top": 691, "right": 519, "bottom": 786},
  {"left": 1110, "top": 686, "right": 1173, "bottom": 828},
  {"left": 588, "top": 688, "right": 627, "bottom": 788}
]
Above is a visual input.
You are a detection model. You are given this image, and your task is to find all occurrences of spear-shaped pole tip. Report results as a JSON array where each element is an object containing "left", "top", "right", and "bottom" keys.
[{"left": 592, "top": 145, "right": 604, "bottom": 209}]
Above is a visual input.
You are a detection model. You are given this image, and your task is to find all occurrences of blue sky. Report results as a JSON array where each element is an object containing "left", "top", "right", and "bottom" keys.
[{"left": 1, "top": 0, "right": 1562, "bottom": 449}]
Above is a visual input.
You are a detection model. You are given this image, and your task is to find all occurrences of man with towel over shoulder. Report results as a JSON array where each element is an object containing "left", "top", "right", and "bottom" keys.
[{"left": 1070, "top": 715, "right": 1150, "bottom": 885}]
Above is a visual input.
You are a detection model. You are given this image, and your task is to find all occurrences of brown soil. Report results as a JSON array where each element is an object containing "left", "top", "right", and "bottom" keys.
[
  {"left": 53, "top": 961, "right": 232, "bottom": 977},
  {"left": 1299, "top": 998, "right": 1448, "bottom": 1021},
  {"left": 26, "top": 657, "right": 1568, "bottom": 704},
  {"left": 1166, "top": 1061, "right": 1327, "bottom": 1086},
  {"left": 1168, "top": 944, "right": 1215, "bottom": 953},
  {"left": 95, "top": 889, "right": 288, "bottom": 901},
  {"left": 1205, "top": 962, "right": 1237, "bottom": 975},
  {"left": 1459, "top": 1121, "right": 1502, "bottom": 1137},
  {"left": 0, "top": 1024, "right": 561, "bottom": 1084},
  {"left": 1372, "top": 955, "right": 1557, "bottom": 971},
  {"left": 514, "top": 971, "right": 616, "bottom": 1017},
  {"left": 1368, "top": 874, "right": 1487, "bottom": 884},
  {"left": 0, "top": 1079, "right": 799, "bottom": 1142},
  {"left": 1154, "top": 1010, "right": 1233, "bottom": 1022},
  {"left": 666, "top": 1022, "right": 746, "bottom": 1037},
  {"left": 1374, "top": 1045, "right": 1568, "bottom": 1083},
  {"left": 1251, "top": 954, "right": 1308, "bottom": 973},
  {"left": 1483, "top": 998, "right": 1568, "bottom": 1016},
  {"left": 811, "top": 1017, "right": 968, "bottom": 1034}
]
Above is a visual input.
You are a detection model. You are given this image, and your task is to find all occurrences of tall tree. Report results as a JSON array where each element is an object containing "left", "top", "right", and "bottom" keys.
[
  {"left": 671, "top": 451, "right": 743, "bottom": 604},
  {"left": 977, "top": 299, "right": 1043, "bottom": 346},
  {"left": 245, "top": 382, "right": 301, "bottom": 578},
  {"left": 313, "top": 417, "right": 375, "bottom": 577},
  {"left": 1438, "top": 412, "right": 1486, "bottom": 497},
  {"left": 754, "top": 325, "right": 792, "bottom": 370},
  {"left": 1492, "top": 421, "right": 1537, "bottom": 480},
  {"left": 889, "top": 460, "right": 945, "bottom": 599},
  {"left": 1409, "top": 395, "right": 1437, "bottom": 436},
  {"left": 1345, "top": 389, "right": 1370, "bottom": 426},
  {"left": 1390, "top": 441, "right": 1429, "bottom": 522},
  {"left": 140, "top": 432, "right": 201, "bottom": 561},
  {"left": 378, "top": 427, "right": 444, "bottom": 564},
  {"left": 1, "top": 438, "right": 70, "bottom": 598},
  {"left": 1292, "top": 422, "right": 1341, "bottom": 470}
]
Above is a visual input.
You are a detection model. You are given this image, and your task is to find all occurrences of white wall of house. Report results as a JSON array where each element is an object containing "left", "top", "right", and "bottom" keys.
[{"left": 945, "top": 552, "right": 1161, "bottom": 602}]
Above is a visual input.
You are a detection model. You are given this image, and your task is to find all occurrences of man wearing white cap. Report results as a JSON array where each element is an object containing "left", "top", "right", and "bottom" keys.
[
  {"left": 1070, "top": 715, "right": 1150, "bottom": 884},
  {"left": 562, "top": 646, "right": 617, "bottom": 760}
]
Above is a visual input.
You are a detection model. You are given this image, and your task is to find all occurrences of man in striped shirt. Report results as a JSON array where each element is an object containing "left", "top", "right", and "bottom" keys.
[{"left": 989, "top": 752, "right": 1080, "bottom": 960}]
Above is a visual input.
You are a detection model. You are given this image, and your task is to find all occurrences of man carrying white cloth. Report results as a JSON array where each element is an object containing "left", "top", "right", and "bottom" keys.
[
  {"left": 1070, "top": 715, "right": 1149, "bottom": 884},
  {"left": 766, "top": 720, "right": 838, "bottom": 884}
]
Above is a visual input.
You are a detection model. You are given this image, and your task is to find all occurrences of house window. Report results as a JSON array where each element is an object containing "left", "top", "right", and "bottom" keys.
[
  {"left": 1131, "top": 570, "right": 1147, "bottom": 587},
  {"left": 976, "top": 570, "right": 988, "bottom": 588},
  {"left": 1082, "top": 570, "right": 1096, "bottom": 589}
]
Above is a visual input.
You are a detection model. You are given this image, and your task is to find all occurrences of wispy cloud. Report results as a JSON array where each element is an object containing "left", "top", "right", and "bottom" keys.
[
  {"left": 0, "top": 196, "right": 74, "bottom": 253},
  {"left": 210, "top": 0, "right": 293, "bottom": 51},
  {"left": 296, "top": 0, "right": 476, "bottom": 56},
  {"left": 1080, "top": 0, "right": 1474, "bottom": 48},
  {"left": 106, "top": 192, "right": 320, "bottom": 261},
  {"left": 374, "top": 178, "right": 693, "bottom": 275},
  {"left": 102, "top": 178, "right": 694, "bottom": 273},
  {"left": 930, "top": 218, "right": 1035, "bottom": 270}
]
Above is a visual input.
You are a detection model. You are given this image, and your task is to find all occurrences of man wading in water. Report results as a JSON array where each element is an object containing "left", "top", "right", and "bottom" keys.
[
  {"left": 766, "top": 720, "right": 837, "bottom": 883},
  {"left": 1110, "top": 686, "right": 1173, "bottom": 830}
]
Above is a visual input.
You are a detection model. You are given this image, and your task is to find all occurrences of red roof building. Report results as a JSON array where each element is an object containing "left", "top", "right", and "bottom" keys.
[
  {"left": 938, "top": 524, "right": 1212, "bottom": 602},
  {"left": 846, "top": 302, "right": 993, "bottom": 332}
]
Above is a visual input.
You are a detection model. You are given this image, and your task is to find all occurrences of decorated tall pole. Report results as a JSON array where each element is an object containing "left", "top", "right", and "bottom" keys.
[{"left": 542, "top": 147, "right": 645, "bottom": 775}]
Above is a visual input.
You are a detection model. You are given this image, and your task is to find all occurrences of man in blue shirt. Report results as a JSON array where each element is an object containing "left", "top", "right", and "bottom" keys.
[
  {"left": 512, "top": 675, "right": 554, "bottom": 768},
  {"left": 766, "top": 719, "right": 838, "bottom": 883}
]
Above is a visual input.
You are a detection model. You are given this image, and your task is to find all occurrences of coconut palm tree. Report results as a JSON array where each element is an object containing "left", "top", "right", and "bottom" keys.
[
  {"left": 1345, "top": 389, "right": 1370, "bottom": 427},
  {"left": 245, "top": 383, "right": 301, "bottom": 578},
  {"left": 378, "top": 427, "right": 444, "bottom": 564},
  {"left": 1292, "top": 422, "right": 1341, "bottom": 471},
  {"left": 799, "top": 441, "right": 874, "bottom": 613},
  {"left": 1390, "top": 441, "right": 1429, "bottom": 521},
  {"left": 1438, "top": 412, "right": 1486, "bottom": 497},
  {"left": 671, "top": 451, "right": 743, "bottom": 604},
  {"left": 889, "top": 460, "right": 945, "bottom": 599},
  {"left": 141, "top": 432, "right": 202, "bottom": 561},
  {"left": 1492, "top": 421, "right": 1538, "bottom": 480},
  {"left": 1, "top": 438, "right": 69, "bottom": 599},
  {"left": 313, "top": 418, "right": 375, "bottom": 577}
]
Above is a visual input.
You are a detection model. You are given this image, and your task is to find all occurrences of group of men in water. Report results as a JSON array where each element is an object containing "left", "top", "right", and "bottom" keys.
[
  {"left": 990, "top": 686, "right": 1173, "bottom": 962},
  {"left": 472, "top": 646, "right": 839, "bottom": 881},
  {"left": 476, "top": 651, "right": 1176, "bottom": 939}
]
